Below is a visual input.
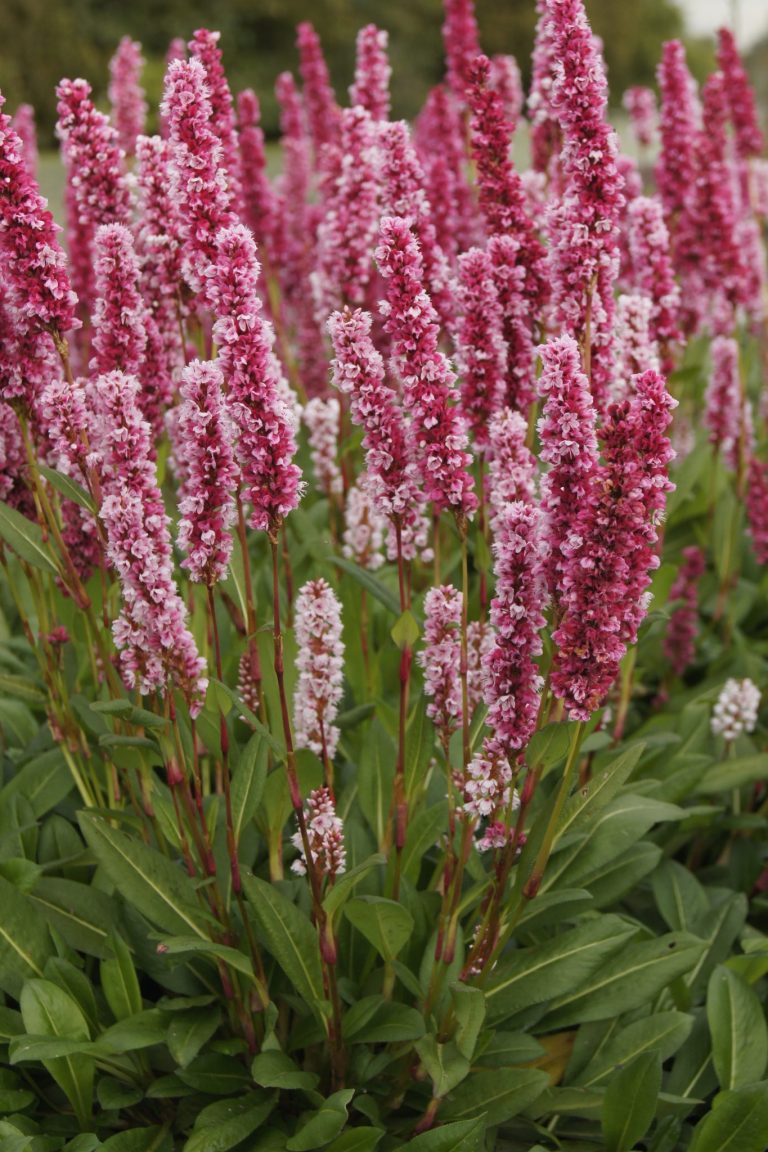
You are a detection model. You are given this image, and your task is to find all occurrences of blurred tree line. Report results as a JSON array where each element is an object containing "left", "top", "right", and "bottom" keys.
[{"left": 0, "top": 0, "right": 739, "bottom": 142}]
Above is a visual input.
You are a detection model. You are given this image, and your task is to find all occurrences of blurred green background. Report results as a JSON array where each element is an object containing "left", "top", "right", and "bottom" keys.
[{"left": 3, "top": 0, "right": 753, "bottom": 143}]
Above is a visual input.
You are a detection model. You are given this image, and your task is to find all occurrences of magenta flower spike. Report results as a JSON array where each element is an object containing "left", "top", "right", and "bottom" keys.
[
  {"left": 291, "top": 787, "right": 346, "bottom": 880},
  {"left": 663, "top": 546, "right": 705, "bottom": 677},
  {"left": 237, "top": 89, "right": 278, "bottom": 255},
  {"left": 176, "top": 359, "right": 238, "bottom": 586},
  {"left": 350, "top": 24, "right": 391, "bottom": 122},
  {"left": 418, "top": 585, "right": 464, "bottom": 742},
  {"left": 486, "top": 408, "right": 537, "bottom": 525},
  {"left": 11, "top": 103, "right": 37, "bottom": 179},
  {"left": 551, "top": 370, "right": 676, "bottom": 720},
  {"left": 55, "top": 78, "right": 131, "bottom": 311},
  {"left": 90, "top": 224, "right": 149, "bottom": 379},
  {"left": 293, "top": 578, "right": 345, "bottom": 762},
  {"left": 490, "top": 55, "right": 524, "bottom": 135},
  {"left": 704, "top": 336, "right": 742, "bottom": 467},
  {"left": 303, "top": 397, "right": 343, "bottom": 498},
  {"left": 94, "top": 370, "right": 207, "bottom": 713},
  {"left": 313, "top": 105, "right": 381, "bottom": 319},
  {"left": 466, "top": 619, "right": 495, "bottom": 716},
  {"left": 747, "top": 456, "right": 768, "bottom": 565},
  {"left": 342, "top": 476, "right": 385, "bottom": 571},
  {"left": 415, "top": 85, "right": 478, "bottom": 261},
  {"left": 375, "top": 216, "right": 477, "bottom": 521},
  {"left": 297, "top": 22, "right": 340, "bottom": 162},
  {"left": 161, "top": 58, "right": 237, "bottom": 295},
  {"left": 0, "top": 95, "right": 78, "bottom": 339},
  {"left": 272, "top": 70, "right": 311, "bottom": 293},
  {"left": 536, "top": 334, "right": 600, "bottom": 600},
  {"left": 484, "top": 233, "right": 537, "bottom": 413},
  {"left": 108, "top": 37, "right": 147, "bottom": 158},
  {"left": 442, "top": 0, "right": 481, "bottom": 103},
  {"left": 208, "top": 223, "right": 304, "bottom": 534},
  {"left": 0, "top": 289, "right": 63, "bottom": 410},
  {"left": 189, "top": 29, "right": 243, "bottom": 215},
  {"left": 716, "top": 27, "right": 765, "bottom": 162},
  {"left": 528, "top": 0, "right": 561, "bottom": 176},
  {"left": 614, "top": 294, "right": 660, "bottom": 400},
  {"left": 626, "top": 195, "right": 681, "bottom": 372},
  {"left": 0, "top": 401, "right": 33, "bottom": 516},
  {"left": 655, "top": 41, "right": 700, "bottom": 226},
  {"left": 622, "top": 86, "right": 657, "bottom": 150},
  {"left": 453, "top": 246, "right": 507, "bottom": 449}
]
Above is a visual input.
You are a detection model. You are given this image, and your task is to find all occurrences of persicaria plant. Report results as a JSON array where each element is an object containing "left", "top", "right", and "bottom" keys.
[{"left": 0, "top": 0, "right": 767, "bottom": 1149}]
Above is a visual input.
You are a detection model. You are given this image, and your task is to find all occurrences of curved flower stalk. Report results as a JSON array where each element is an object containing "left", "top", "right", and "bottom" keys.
[
  {"left": 208, "top": 224, "right": 303, "bottom": 534},
  {"left": 55, "top": 78, "right": 131, "bottom": 311},
  {"left": 10, "top": 103, "right": 37, "bottom": 178},
  {"left": 418, "top": 585, "right": 463, "bottom": 747},
  {"left": 626, "top": 195, "right": 681, "bottom": 372},
  {"left": 291, "top": 787, "right": 346, "bottom": 880},
  {"left": 293, "top": 578, "right": 345, "bottom": 772},
  {"left": 486, "top": 408, "right": 537, "bottom": 525},
  {"left": 350, "top": 24, "right": 391, "bottom": 121},
  {"left": 711, "top": 679, "right": 761, "bottom": 742},
  {"left": 189, "top": 29, "right": 243, "bottom": 215},
  {"left": 623, "top": 86, "right": 657, "bottom": 150},
  {"left": 161, "top": 58, "right": 237, "bottom": 295},
  {"left": 442, "top": 0, "right": 481, "bottom": 103},
  {"left": 376, "top": 216, "right": 477, "bottom": 521},
  {"left": 551, "top": 370, "right": 676, "bottom": 720},
  {"left": 452, "top": 246, "right": 507, "bottom": 450},
  {"left": 303, "top": 396, "right": 342, "bottom": 499},
  {"left": 663, "top": 546, "right": 705, "bottom": 678},
  {"left": 537, "top": 334, "right": 600, "bottom": 601},
  {"left": 94, "top": 370, "right": 207, "bottom": 713},
  {"left": 342, "top": 476, "right": 385, "bottom": 570},
  {"left": 704, "top": 336, "right": 742, "bottom": 468},
  {"left": 90, "top": 224, "right": 149, "bottom": 378},
  {"left": 108, "top": 36, "right": 147, "bottom": 157},
  {"left": 176, "top": 359, "right": 239, "bottom": 586},
  {"left": 237, "top": 89, "right": 278, "bottom": 255}
]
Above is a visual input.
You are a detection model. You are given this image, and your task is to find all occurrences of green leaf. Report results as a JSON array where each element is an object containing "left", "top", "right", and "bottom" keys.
[
  {"left": 696, "top": 755, "right": 768, "bottom": 794},
  {"left": 323, "top": 854, "right": 386, "bottom": 920},
  {"left": 707, "top": 966, "right": 768, "bottom": 1090},
  {"left": 29, "top": 878, "right": 117, "bottom": 958},
  {"left": 573, "top": 1011, "right": 694, "bottom": 1087},
  {"left": 168, "top": 1006, "right": 221, "bottom": 1069},
  {"left": 243, "top": 874, "right": 324, "bottom": 1014},
  {"left": 343, "top": 999, "right": 425, "bottom": 1045},
  {"left": 441, "top": 1067, "right": 549, "bottom": 1125},
  {"left": 401, "top": 805, "right": 447, "bottom": 883},
  {"left": 0, "top": 749, "right": 73, "bottom": 817},
  {"left": 324, "top": 1130, "right": 383, "bottom": 1152},
  {"left": 101, "top": 934, "right": 143, "bottom": 1022},
  {"left": 0, "top": 672, "right": 44, "bottom": 705},
  {"left": 78, "top": 813, "right": 210, "bottom": 938},
  {"left": 176, "top": 1054, "right": 250, "bottom": 1096},
  {"left": 0, "top": 502, "right": 59, "bottom": 574},
  {"left": 450, "top": 984, "right": 485, "bottom": 1061},
  {"left": 103, "top": 1127, "right": 171, "bottom": 1151},
  {"left": 344, "top": 897, "right": 414, "bottom": 962},
  {"left": 331, "top": 556, "right": 401, "bottom": 614},
  {"left": 251, "top": 1050, "right": 319, "bottom": 1091},
  {"left": 230, "top": 733, "right": 268, "bottom": 846},
  {"left": 554, "top": 744, "right": 644, "bottom": 843},
  {"left": 95, "top": 1009, "right": 167, "bottom": 1053},
  {"left": 96, "top": 1077, "right": 144, "bottom": 1110},
  {"left": 540, "top": 932, "right": 706, "bottom": 1030},
  {"left": 525, "top": 722, "right": 573, "bottom": 770},
  {"left": 391, "top": 609, "right": 420, "bottom": 650},
  {"left": 399, "top": 1118, "right": 485, "bottom": 1152},
  {"left": 602, "top": 1051, "right": 661, "bottom": 1152},
  {"left": 39, "top": 464, "right": 96, "bottom": 515},
  {"left": 652, "top": 860, "right": 710, "bottom": 932},
  {"left": 688, "top": 1083, "right": 768, "bottom": 1152},
  {"left": 184, "top": 1094, "right": 275, "bottom": 1152},
  {"left": 414, "top": 1037, "right": 470, "bottom": 1098},
  {"left": 485, "top": 915, "right": 637, "bottom": 1023},
  {"left": 153, "top": 936, "right": 254, "bottom": 979},
  {"left": 286, "top": 1088, "right": 355, "bottom": 1151},
  {"left": 0, "top": 876, "right": 53, "bottom": 999},
  {"left": 20, "top": 978, "right": 93, "bottom": 1127}
]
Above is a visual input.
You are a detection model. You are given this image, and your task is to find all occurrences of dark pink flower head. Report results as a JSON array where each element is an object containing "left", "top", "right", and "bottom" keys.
[
  {"left": 90, "top": 224, "right": 148, "bottom": 379},
  {"left": 528, "top": 0, "right": 561, "bottom": 175},
  {"left": 487, "top": 408, "right": 537, "bottom": 524},
  {"left": 376, "top": 216, "right": 477, "bottom": 520},
  {"left": 485, "top": 233, "right": 536, "bottom": 412},
  {"left": 0, "top": 401, "right": 32, "bottom": 515},
  {"left": 655, "top": 41, "right": 700, "bottom": 223},
  {"left": 704, "top": 336, "right": 742, "bottom": 465},
  {"left": 291, "top": 787, "right": 346, "bottom": 880},
  {"left": 208, "top": 223, "right": 304, "bottom": 533},
  {"left": 537, "top": 334, "right": 599, "bottom": 600},
  {"left": 747, "top": 457, "right": 768, "bottom": 565},
  {"left": 297, "top": 22, "right": 340, "bottom": 162},
  {"left": 0, "top": 95, "right": 78, "bottom": 335},
  {"left": 160, "top": 39, "right": 187, "bottom": 136},
  {"left": 614, "top": 294, "right": 659, "bottom": 399},
  {"left": 161, "top": 57, "right": 237, "bottom": 294},
  {"left": 663, "top": 545, "right": 705, "bottom": 677},
  {"left": 626, "top": 195, "right": 681, "bottom": 371},
  {"left": 551, "top": 370, "right": 676, "bottom": 720},
  {"left": 303, "top": 397, "right": 342, "bottom": 498},
  {"left": 56, "top": 78, "right": 131, "bottom": 310},
  {"left": 490, "top": 55, "right": 524, "bottom": 135},
  {"left": 293, "top": 578, "right": 345, "bottom": 762},
  {"left": 414, "top": 84, "right": 477, "bottom": 261},
  {"left": 237, "top": 89, "right": 278, "bottom": 252},
  {"left": 350, "top": 24, "right": 391, "bottom": 121},
  {"left": 418, "top": 584, "right": 463, "bottom": 741},
  {"left": 108, "top": 37, "right": 147, "bottom": 157},
  {"left": 189, "top": 29, "right": 243, "bottom": 213},
  {"left": 622, "top": 86, "right": 657, "bottom": 149},
  {"left": 11, "top": 103, "right": 37, "bottom": 178},
  {"left": 716, "top": 27, "right": 765, "bottom": 160},
  {"left": 453, "top": 245, "right": 506, "bottom": 449},
  {"left": 442, "top": 0, "right": 481, "bottom": 101},
  {"left": 176, "top": 359, "right": 239, "bottom": 585},
  {"left": 0, "top": 287, "right": 61, "bottom": 408}
]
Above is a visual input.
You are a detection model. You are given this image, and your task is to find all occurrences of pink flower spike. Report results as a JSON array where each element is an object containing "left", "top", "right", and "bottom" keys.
[
  {"left": 208, "top": 223, "right": 304, "bottom": 534},
  {"left": 11, "top": 103, "right": 37, "bottom": 179},
  {"left": 90, "top": 224, "right": 149, "bottom": 379},
  {"left": 442, "top": 0, "right": 481, "bottom": 102},
  {"left": 303, "top": 396, "right": 342, "bottom": 498},
  {"left": 415, "top": 85, "right": 478, "bottom": 261},
  {"left": 704, "top": 336, "right": 742, "bottom": 467},
  {"left": 663, "top": 546, "right": 705, "bottom": 677},
  {"left": 297, "top": 22, "right": 340, "bottom": 162},
  {"left": 613, "top": 294, "right": 659, "bottom": 400},
  {"left": 0, "top": 96, "right": 78, "bottom": 337},
  {"left": 189, "top": 29, "right": 243, "bottom": 215},
  {"left": 375, "top": 216, "right": 477, "bottom": 520},
  {"left": 453, "top": 245, "right": 507, "bottom": 449},
  {"left": 622, "top": 86, "right": 657, "bottom": 150},
  {"left": 716, "top": 27, "right": 765, "bottom": 161},
  {"left": 108, "top": 37, "right": 147, "bottom": 157},
  {"left": 490, "top": 55, "right": 524, "bottom": 136},
  {"left": 237, "top": 89, "right": 278, "bottom": 253},
  {"left": 487, "top": 408, "right": 537, "bottom": 526},
  {"left": 418, "top": 584, "right": 463, "bottom": 742},
  {"left": 747, "top": 456, "right": 768, "bottom": 565},
  {"left": 176, "top": 359, "right": 239, "bottom": 586},
  {"left": 342, "top": 475, "right": 385, "bottom": 571},
  {"left": 350, "top": 24, "right": 391, "bottom": 121},
  {"left": 626, "top": 195, "right": 681, "bottom": 372},
  {"left": 291, "top": 787, "right": 346, "bottom": 880},
  {"left": 528, "top": 0, "right": 561, "bottom": 175},
  {"left": 293, "top": 579, "right": 345, "bottom": 762},
  {"left": 0, "top": 400, "right": 33, "bottom": 516},
  {"left": 655, "top": 41, "right": 700, "bottom": 224}
]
